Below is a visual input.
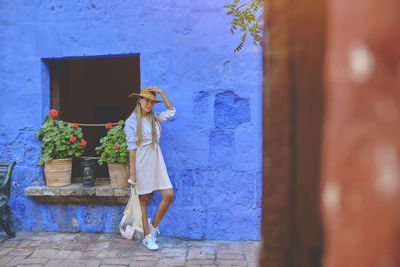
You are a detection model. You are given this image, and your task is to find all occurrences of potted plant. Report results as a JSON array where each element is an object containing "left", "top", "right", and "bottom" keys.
[
  {"left": 35, "top": 109, "right": 87, "bottom": 187},
  {"left": 95, "top": 120, "right": 130, "bottom": 187}
]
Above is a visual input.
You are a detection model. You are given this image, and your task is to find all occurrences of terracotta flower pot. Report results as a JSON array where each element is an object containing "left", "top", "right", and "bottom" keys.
[
  {"left": 107, "top": 162, "right": 130, "bottom": 188},
  {"left": 44, "top": 158, "right": 72, "bottom": 187}
]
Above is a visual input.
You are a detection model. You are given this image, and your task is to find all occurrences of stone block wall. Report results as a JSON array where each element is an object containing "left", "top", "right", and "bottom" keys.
[{"left": 0, "top": 0, "right": 261, "bottom": 240}]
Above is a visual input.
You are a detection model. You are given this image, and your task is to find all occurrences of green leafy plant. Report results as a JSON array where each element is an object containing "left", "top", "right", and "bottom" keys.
[
  {"left": 35, "top": 109, "right": 87, "bottom": 165},
  {"left": 95, "top": 120, "right": 129, "bottom": 165},
  {"left": 224, "top": 0, "right": 263, "bottom": 52}
]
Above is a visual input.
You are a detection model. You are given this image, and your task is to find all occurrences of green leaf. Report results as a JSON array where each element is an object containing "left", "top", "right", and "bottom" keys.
[
  {"left": 224, "top": 0, "right": 263, "bottom": 52},
  {"left": 35, "top": 117, "right": 87, "bottom": 162}
]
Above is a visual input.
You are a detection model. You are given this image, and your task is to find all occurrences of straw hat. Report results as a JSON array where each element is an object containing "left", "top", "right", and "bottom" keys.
[{"left": 128, "top": 87, "right": 163, "bottom": 103}]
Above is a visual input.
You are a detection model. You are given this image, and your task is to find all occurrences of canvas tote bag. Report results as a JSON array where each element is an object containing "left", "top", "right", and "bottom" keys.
[{"left": 119, "top": 186, "right": 144, "bottom": 240}]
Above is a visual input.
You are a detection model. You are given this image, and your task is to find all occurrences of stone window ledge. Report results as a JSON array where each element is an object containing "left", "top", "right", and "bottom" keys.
[{"left": 24, "top": 181, "right": 131, "bottom": 204}]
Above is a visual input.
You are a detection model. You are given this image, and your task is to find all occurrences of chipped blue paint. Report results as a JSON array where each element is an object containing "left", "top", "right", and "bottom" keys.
[{"left": 0, "top": 0, "right": 262, "bottom": 240}]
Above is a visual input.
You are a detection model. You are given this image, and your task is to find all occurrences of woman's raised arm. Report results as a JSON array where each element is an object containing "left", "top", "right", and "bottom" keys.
[{"left": 148, "top": 86, "right": 173, "bottom": 110}]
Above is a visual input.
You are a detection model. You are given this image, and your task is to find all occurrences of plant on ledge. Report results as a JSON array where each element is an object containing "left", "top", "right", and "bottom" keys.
[
  {"left": 95, "top": 120, "right": 130, "bottom": 188},
  {"left": 35, "top": 109, "right": 87, "bottom": 165},
  {"left": 35, "top": 109, "right": 86, "bottom": 187},
  {"left": 95, "top": 120, "right": 129, "bottom": 165}
]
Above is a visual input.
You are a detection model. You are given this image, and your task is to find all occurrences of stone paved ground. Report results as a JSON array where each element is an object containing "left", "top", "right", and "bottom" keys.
[{"left": 0, "top": 231, "right": 260, "bottom": 267}]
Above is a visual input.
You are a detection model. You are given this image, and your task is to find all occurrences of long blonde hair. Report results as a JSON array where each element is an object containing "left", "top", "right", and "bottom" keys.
[{"left": 134, "top": 99, "right": 158, "bottom": 147}]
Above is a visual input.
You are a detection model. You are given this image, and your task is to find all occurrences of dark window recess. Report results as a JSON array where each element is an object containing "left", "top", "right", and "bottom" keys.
[{"left": 49, "top": 55, "right": 140, "bottom": 178}]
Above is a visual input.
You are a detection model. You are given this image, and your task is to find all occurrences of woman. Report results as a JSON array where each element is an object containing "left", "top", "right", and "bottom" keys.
[{"left": 124, "top": 86, "right": 175, "bottom": 251}]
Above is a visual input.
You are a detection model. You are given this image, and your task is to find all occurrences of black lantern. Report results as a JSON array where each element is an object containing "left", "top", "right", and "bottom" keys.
[{"left": 81, "top": 158, "right": 95, "bottom": 187}]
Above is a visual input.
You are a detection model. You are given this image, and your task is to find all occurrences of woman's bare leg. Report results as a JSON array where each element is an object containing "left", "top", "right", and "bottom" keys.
[
  {"left": 139, "top": 193, "right": 150, "bottom": 236},
  {"left": 151, "top": 188, "right": 174, "bottom": 227}
]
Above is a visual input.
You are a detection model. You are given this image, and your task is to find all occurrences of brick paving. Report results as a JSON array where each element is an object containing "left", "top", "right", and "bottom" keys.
[{"left": 0, "top": 231, "right": 259, "bottom": 267}]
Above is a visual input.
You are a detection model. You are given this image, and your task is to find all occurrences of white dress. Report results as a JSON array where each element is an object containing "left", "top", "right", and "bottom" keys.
[{"left": 124, "top": 108, "right": 175, "bottom": 195}]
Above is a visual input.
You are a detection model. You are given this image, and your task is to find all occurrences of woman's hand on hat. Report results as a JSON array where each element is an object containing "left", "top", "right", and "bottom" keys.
[{"left": 148, "top": 86, "right": 164, "bottom": 94}]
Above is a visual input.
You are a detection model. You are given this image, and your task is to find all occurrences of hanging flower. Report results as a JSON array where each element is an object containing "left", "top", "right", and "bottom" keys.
[
  {"left": 113, "top": 145, "right": 119, "bottom": 149},
  {"left": 72, "top": 123, "right": 78, "bottom": 128},
  {"left": 48, "top": 109, "right": 58, "bottom": 117},
  {"left": 70, "top": 136, "right": 77, "bottom": 142},
  {"left": 105, "top": 123, "right": 113, "bottom": 129},
  {"left": 80, "top": 139, "right": 87, "bottom": 146}
]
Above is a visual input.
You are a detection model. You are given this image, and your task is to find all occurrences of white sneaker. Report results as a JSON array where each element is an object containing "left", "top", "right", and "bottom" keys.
[
  {"left": 148, "top": 218, "right": 160, "bottom": 242},
  {"left": 142, "top": 234, "right": 159, "bottom": 250}
]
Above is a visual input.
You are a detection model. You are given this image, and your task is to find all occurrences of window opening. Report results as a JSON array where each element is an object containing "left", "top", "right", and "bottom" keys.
[{"left": 48, "top": 55, "right": 140, "bottom": 179}]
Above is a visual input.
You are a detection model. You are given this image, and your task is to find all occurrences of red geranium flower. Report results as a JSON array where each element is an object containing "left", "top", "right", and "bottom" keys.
[
  {"left": 105, "top": 123, "right": 112, "bottom": 129},
  {"left": 113, "top": 145, "right": 119, "bottom": 149},
  {"left": 48, "top": 109, "right": 58, "bottom": 117},
  {"left": 80, "top": 139, "right": 87, "bottom": 146},
  {"left": 70, "top": 136, "right": 76, "bottom": 142},
  {"left": 72, "top": 123, "right": 78, "bottom": 128}
]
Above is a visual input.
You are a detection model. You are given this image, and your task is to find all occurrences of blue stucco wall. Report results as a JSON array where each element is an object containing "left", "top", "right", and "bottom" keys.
[{"left": 0, "top": 0, "right": 262, "bottom": 240}]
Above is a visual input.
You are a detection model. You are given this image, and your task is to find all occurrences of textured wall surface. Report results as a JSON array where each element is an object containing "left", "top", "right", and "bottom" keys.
[{"left": 0, "top": 0, "right": 261, "bottom": 240}]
